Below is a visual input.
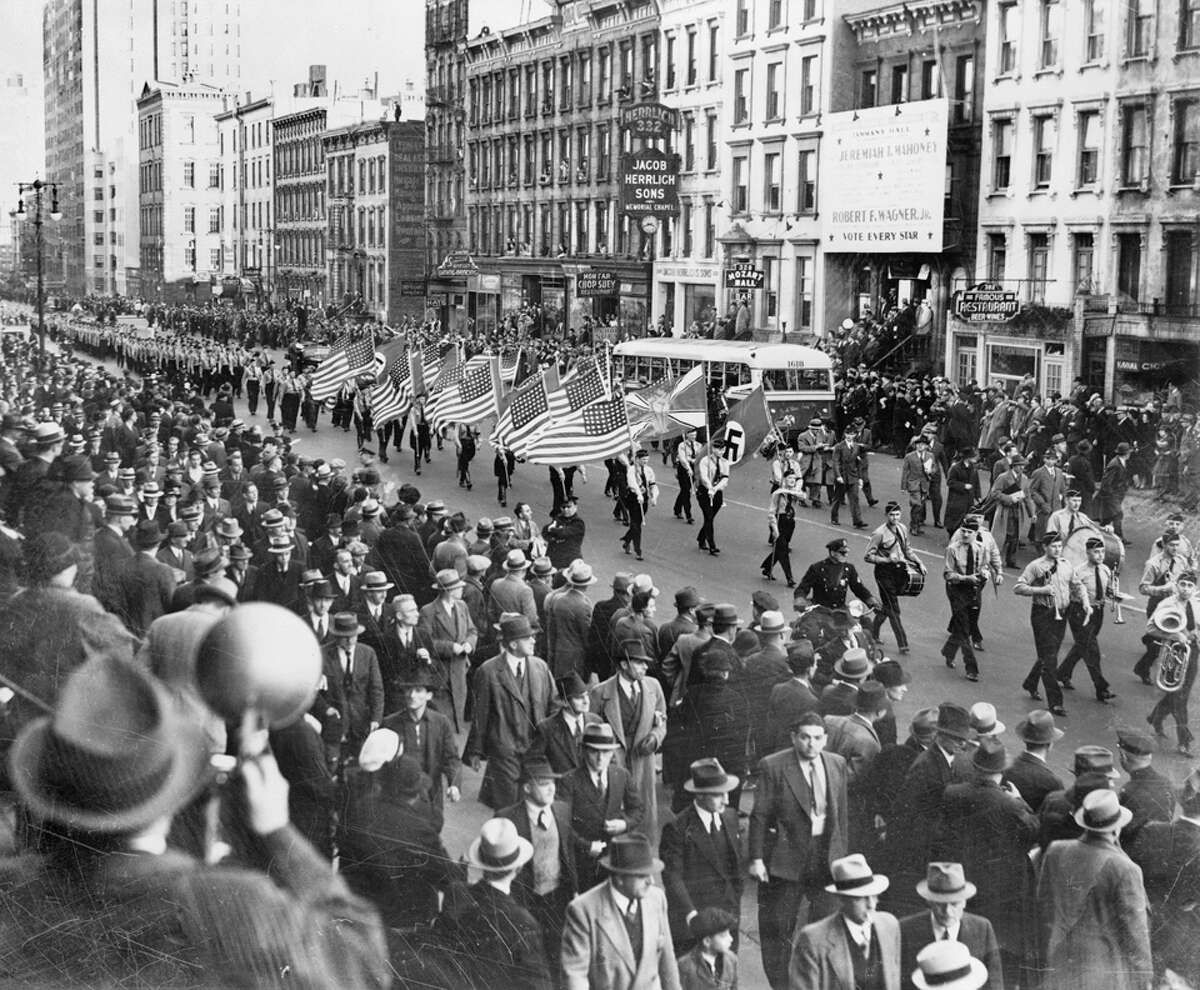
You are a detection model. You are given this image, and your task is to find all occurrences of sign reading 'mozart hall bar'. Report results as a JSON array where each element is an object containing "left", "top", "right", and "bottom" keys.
[{"left": 820, "top": 98, "right": 949, "bottom": 253}]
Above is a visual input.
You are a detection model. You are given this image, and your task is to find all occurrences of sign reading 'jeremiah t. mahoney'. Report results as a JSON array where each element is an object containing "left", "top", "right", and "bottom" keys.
[
  {"left": 820, "top": 98, "right": 948, "bottom": 253},
  {"left": 619, "top": 150, "right": 680, "bottom": 217}
]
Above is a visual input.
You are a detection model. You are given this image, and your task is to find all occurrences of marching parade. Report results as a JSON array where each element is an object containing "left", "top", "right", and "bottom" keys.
[{"left": 4, "top": 0, "right": 1200, "bottom": 987}]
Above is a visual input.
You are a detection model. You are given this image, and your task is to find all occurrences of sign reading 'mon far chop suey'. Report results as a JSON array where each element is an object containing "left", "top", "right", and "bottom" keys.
[{"left": 820, "top": 98, "right": 949, "bottom": 254}]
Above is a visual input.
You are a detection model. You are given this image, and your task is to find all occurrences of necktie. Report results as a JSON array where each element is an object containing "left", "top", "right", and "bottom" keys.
[
  {"left": 624, "top": 902, "right": 642, "bottom": 959},
  {"left": 965, "top": 542, "right": 975, "bottom": 576},
  {"left": 1070, "top": 513, "right": 1078, "bottom": 533},
  {"left": 807, "top": 761, "right": 826, "bottom": 817},
  {"left": 537, "top": 810, "right": 548, "bottom": 831},
  {"left": 860, "top": 926, "right": 871, "bottom": 959},
  {"left": 572, "top": 718, "right": 582, "bottom": 744},
  {"left": 940, "top": 927, "right": 950, "bottom": 941},
  {"left": 710, "top": 813, "right": 720, "bottom": 835},
  {"left": 515, "top": 661, "right": 524, "bottom": 681},
  {"left": 318, "top": 618, "right": 326, "bottom": 639},
  {"left": 1095, "top": 567, "right": 1103, "bottom": 605}
]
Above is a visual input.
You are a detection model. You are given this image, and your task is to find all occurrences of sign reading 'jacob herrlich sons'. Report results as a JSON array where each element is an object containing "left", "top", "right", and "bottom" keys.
[{"left": 821, "top": 98, "right": 949, "bottom": 253}]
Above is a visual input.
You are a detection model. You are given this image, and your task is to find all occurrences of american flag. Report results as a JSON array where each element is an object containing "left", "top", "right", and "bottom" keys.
[
  {"left": 429, "top": 356, "right": 499, "bottom": 430},
  {"left": 308, "top": 330, "right": 376, "bottom": 401},
  {"left": 371, "top": 340, "right": 414, "bottom": 426},
  {"left": 499, "top": 349, "right": 522, "bottom": 386},
  {"left": 525, "top": 394, "right": 632, "bottom": 466},
  {"left": 412, "top": 343, "right": 443, "bottom": 397},
  {"left": 491, "top": 365, "right": 559, "bottom": 456},
  {"left": 547, "top": 358, "right": 608, "bottom": 420}
]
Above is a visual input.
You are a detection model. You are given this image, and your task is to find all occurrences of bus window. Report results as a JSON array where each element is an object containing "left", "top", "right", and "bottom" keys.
[
  {"left": 763, "top": 368, "right": 833, "bottom": 391},
  {"left": 649, "top": 357, "right": 666, "bottom": 380}
]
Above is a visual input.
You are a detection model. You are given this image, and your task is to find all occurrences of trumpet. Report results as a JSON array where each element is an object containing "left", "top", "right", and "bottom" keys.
[{"left": 1112, "top": 570, "right": 1125, "bottom": 624}]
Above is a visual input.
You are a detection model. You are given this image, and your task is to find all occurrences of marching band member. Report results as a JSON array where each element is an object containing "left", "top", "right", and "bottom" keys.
[
  {"left": 1145, "top": 569, "right": 1200, "bottom": 756},
  {"left": 864, "top": 502, "right": 924, "bottom": 656}
]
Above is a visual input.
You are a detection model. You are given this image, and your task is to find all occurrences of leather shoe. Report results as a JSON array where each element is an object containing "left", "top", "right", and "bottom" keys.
[
  {"left": 1097, "top": 690, "right": 1117, "bottom": 703},
  {"left": 1050, "top": 706, "right": 1068, "bottom": 717},
  {"left": 965, "top": 672, "right": 979, "bottom": 682},
  {"left": 1059, "top": 679, "right": 1075, "bottom": 690},
  {"left": 708, "top": 547, "right": 721, "bottom": 556},
  {"left": 972, "top": 640, "right": 985, "bottom": 652},
  {"left": 1027, "top": 689, "right": 1043, "bottom": 702}
]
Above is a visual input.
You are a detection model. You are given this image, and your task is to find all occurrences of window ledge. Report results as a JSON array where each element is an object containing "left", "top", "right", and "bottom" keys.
[
  {"left": 766, "top": 24, "right": 788, "bottom": 35},
  {"left": 764, "top": 115, "right": 786, "bottom": 126},
  {"left": 684, "top": 84, "right": 702, "bottom": 94},
  {"left": 1121, "top": 53, "right": 1156, "bottom": 66},
  {"left": 993, "top": 72, "right": 1020, "bottom": 84},
  {"left": 731, "top": 120, "right": 753, "bottom": 130},
  {"left": 1173, "top": 47, "right": 1200, "bottom": 62},
  {"left": 1069, "top": 185, "right": 1102, "bottom": 198},
  {"left": 1077, "top": 60, "right": 1108, "bottom": 72},
  {"left": 1033, "top": 66, "right": 1064, "bottom": 78},
  {"left": 1028, "top": 187, "right": 1054, "bottom": 198},
  {"left": 986, "top": 189, "right": 1012, "bottom": 199},
  {"left": 1116, "top": 183, "right": 1150, "bottom": 195}
]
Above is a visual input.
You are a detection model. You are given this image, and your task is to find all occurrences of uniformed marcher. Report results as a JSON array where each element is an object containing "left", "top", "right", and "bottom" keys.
[
  {"left": 796, "top": 537, "right": 880, "bottom": 613},
  {"left": 1055, "top": 537, "right": 1117, "bottom": 702},
  {"left": 942, "top": 516, "right": 991, "bottom": 681},
  {"left": 1145, "top": 569, "right": 1200, "bottom": 756},
  {"left": 865, "top": 502, "right": 924, "bottom": 655}
]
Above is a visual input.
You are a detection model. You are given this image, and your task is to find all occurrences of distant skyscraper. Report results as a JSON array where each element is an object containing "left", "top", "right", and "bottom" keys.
[{"left": 42, "top": 0, "right": 242, "bottom": 296}]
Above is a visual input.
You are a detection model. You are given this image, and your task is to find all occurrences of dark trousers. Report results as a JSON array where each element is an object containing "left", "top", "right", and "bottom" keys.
[
  {"left": 280, "top": 393, "right": 301, "bottom": 432},
  {"left": 1023, "top": 606, "right": 1066, "bottom": 708},
  {"left": 1101, "top": 509, "right": 1125, "bottom": 538},
  {"left": 831, "top": 481, "right": 863, "bottom": 525},
  {"left": 1058, "top": 602, "right": 1111, "bottom": 696},
  {"left": 621, "top": 493, "right": 645, "bottom": 555},
  {"left": 374, "top": 423, "right": 393, "bottom": 461},
  {"left": 697, "top": 489, "right": 723, "bottom": 550},
  {"left": 928, "top": 482, "right": 943, "bottom": 526},
  {"left": 762, "top": 515, "right": 795, "bottom": 583},
  {"left": 1134, "top": 596, "right": 1168, "bottom": 680},
  {"left": 264, "top": 384, "right": 277, "bottom": 421},
  {"left": 758, "top": 874, "right": 832, "bottom": 990},
  {"left": 943, "top": 580, "right": 981, "bottom": 675},
  {"left": 869, "top": 564, "right": 909, "bottom": 650},
  {"left": 246, "top": 380, "right": 260, "bottom": 415},
  {"left": 673, "top": 466, "right": 694, "bottom": 521},
  {"left": 1149, "top": 644, "right": 1198, "bottom": 746}
]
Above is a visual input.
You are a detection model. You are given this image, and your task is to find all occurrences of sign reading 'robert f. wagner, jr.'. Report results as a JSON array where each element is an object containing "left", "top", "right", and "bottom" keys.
[{"left": 619, "top": 150, "right": 680, "bottom": 217}]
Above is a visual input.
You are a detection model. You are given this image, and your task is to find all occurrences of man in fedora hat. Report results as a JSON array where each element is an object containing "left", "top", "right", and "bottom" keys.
[
  {"left": 489, "top": 548, "right": 539, "bottom": 628},
  {"left": 1036, "top": 789, "right": 1152, "bottom": 990},
  {"left": 323, "top": 612, "right": 384, "bottom": 756},
  {"left": 498, "top": 757, "right": 580, "bottom": 971},
  {"left": 531, "top": 673, "right": 601, "bottom": 774},
  {"left": 418, "top": 567, "right": 478, "bottom": 732},
  {"left": 353, "top": 569, "right": 392, "bottom": 651},
  {"left": 591, "top": 637, "right": 669, "bottom": 850},
  {"left": 0, "top": 654, "right": 390, "bottom": 987},
  {"left": 561, "top": 833, "right": 681, "bottom": 990},
  {"left": 825, "top": 680, "right": 890, "bottom": 853},
  {"left": 739, "top": 609, "right": 793, "bottom": 755},
  {"left": 1002, "top": 709, "right": 1065, "bottom": 814},
  {"left": 374, "top": 593, "right": 436, "bottom": 715},
  {"left": 299, "top": 576, "right": 337, "bottom": 644},
  {"left": 438, "top": 817, "right": 553, "bottom": 990},
  {"left": 544, "top": 560, "right": 596, "bottom": 680},
  {"left": 766, "top": 639, "right": 821, "bottom": 753},
  {"left": 249, "top": 532, "right": 304, "bottom": 610},
  {"left": 116, "top": 519, "right": 176, "bottom": 637},
  {"left": 225, "top": 543, "right": 257, "bottom": 602},
  {"left": 661, "top": 758, "right": 745, "bottom": 951},
  {"left": 380, "top": 667, "right": 461, "bottom": 829},
  {"left": 371, "top": 503, "right": 434, "bottom": 606},
  {"left": 1037, "top": 746, "right": 1123, "bottom": 851},
  {"left": 899, "top": 863, "right": 1003, "bottom": 990},
  {"left": 910, "top": 941, "right": 991, "bottom": 990},
  {"left": 8, "top": 420, "right": 64, "bottom": 527},
  {"left": 466, "top": 613, "right": 554, "bottom": 809},
  {"left": 559, "top": 721, "right": 645, "bottom": 889},
  {"left": 1097, "top": 441, "right": 1133, "bottom": 541},
  {"left": 92, "top": 493, "right": 137, "bottom": 615},
  {"left": 790, "top": 853, "right": 902, "bottom": 989},
  {"left": 932, "top": 737, "right": 1038, "bottom": 984},
  {"left": 820, "top": 647, "right": 873, "bottom": 717},
  {"left": 587, "top": 572, "right": 635, "bottom": 681},
  {"left": 749, "top": 710, "right": 851, "bottom": 989}
]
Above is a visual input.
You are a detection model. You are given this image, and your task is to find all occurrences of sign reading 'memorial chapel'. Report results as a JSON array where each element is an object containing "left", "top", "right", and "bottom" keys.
[{"left": 820, "top": 98, "right": 949, "bottom": 253}]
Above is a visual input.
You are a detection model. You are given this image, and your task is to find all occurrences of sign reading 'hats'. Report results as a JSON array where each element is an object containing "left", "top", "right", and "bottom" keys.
[
  {"left": 620, "top": 150, "right": 680, "bottom": 217},
  {"left": 953, "top": 282, "right": 1020, "bottom": 323}
]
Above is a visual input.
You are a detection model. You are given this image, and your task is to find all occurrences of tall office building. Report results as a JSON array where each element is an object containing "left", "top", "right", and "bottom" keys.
[{"left": 42, "top": 0, "right": 242, "bottom": 297}]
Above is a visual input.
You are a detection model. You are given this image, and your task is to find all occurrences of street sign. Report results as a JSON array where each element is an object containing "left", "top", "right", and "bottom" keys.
[
  {"left": 725, "top": 264, "right": 765, "bottom": 290},
  {"left": 619, "top": 102, "right": 679, "bottom": 138},
  {"left": 576, "top": 270, "right": 619, "bottom": 297},
  {"left": 436, "top": 250, "right": 480, "bottom": 278},
  {"left": 619, "top": 150, "right": 680, "bottom": 217},
  {"left": 953, "top": 281, "right": 1020, "bottom": 323}
]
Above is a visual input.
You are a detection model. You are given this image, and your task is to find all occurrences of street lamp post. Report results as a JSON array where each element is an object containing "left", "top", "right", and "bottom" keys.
[{"left": 14, "top": 179, "right": 62, "bottom": 371}]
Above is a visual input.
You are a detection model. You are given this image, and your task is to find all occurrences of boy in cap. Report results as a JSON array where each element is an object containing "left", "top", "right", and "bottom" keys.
[{"left": 677, "top": 907, "right": 738, "bottom": 990}]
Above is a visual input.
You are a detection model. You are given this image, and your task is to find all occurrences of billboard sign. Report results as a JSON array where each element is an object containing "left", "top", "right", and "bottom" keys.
[
  {"left": 725, "top": 265, "right": 765, "bottom": 290},
  {"left": 437, "top": 251, "right": 480, "bottom": 278},
  {"left": 953, "top": 282, "right": 1021, "bottom": 323},
  {"left": 619, "top": 102, "right": 679, "bottom": 138},
  {"left": 819, "top": 98, "right": 949, "bottom": 253},
  {"left": 619, "top": 150, "right": 680, "bottom": 217},
  {"left": 577, "top": 270, "right": 619, "bottom": 296}
]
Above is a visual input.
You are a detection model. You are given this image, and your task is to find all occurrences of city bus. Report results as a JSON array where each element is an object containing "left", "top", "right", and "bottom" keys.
[{"left": 611, "top": 338, "right": 835, "bottom": 437}]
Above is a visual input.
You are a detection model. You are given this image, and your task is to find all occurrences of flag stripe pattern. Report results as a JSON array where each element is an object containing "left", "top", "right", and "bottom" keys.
[
  {"left": 492, "top": 368, "right": 552, "bottom": 456},
  {"left": 429, "top": 356, "right": 498, "bottom": 430},
  {"left": 548, "top": 359, "right": 607, "bottom": 419},
  {"left": 413, "top": 344, "right": 444, "bottom": 397},
  {"left": 371, "top": 346, "right": 414, "bottom": 426},
  {"left": 308, "top": 331, "right": 376, "bottom": 401},
  {"left": 525, "top": 393, "right": 631, "bottom": 466}
]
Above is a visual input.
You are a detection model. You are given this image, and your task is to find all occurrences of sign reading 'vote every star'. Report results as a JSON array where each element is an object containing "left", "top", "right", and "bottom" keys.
[{"left": 820, "top": 98, "right": 949, "bottom": 254}]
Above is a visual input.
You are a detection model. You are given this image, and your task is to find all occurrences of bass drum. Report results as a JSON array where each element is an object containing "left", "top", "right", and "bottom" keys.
[
  {"left": 900, "top": 564, "right": 926, "bottom": 597},
  {"left": 1062, "top": 528, "right": 1125, "bottom": 573}
]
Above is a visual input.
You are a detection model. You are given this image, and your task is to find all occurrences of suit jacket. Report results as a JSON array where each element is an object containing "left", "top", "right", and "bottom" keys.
[
  {"left": 463, "top": 653, "right": 554, "bottom": 763},
  {"left": 499, "top": 798, "right": 581, "bottom": 904},
  {"left": 899, "top": 911, "right": 1003, "bottom": 990},
  {"left": 529, "top": 710, "right": 601, "bottom": 775},
  {"left": 832, "top": 440, "right": 866, "bottom": 483},
  {"left": 374, "top": 617, "right": 438, "bottom": 715},
  {"left": 329, "top": 571, "right": 361, "bottom": 615},
  {"left": 1129, "top": 818, "right": 1200, "bottom": 982},
  {"left": 488, "top": 574, "right": 539, "bottom": 627},
  {"left": 438, "top": 880, "right": 553, "bottom": 990},
  {"left": 371, "top": 526, "right": 434, "bottom": 605},
  {"left": 558, "top": 763, "right": 645, "bottom": 845},
  {"left": 92, "top": 525, "right": 134, "bottom": 614},
  {"left": 1097, "top": 456, "right": 1129, "bottom": 517},
  {"left": 748, "top": 749, "right": 850, "bottom": 882},
  {"left": 249, "top": 559, "right": 305, "bottom": 611},
  {"left": 766, "top": 679, "right": 821, "bottom": 753},
  {"left": 1120, "top": 765, "right": 1176, "bottom": 838},
  {"left": 156, "top": 543, "right": 194, "bottom": 581},
  {"left": 675, "top": 946, "right": 737, "bottom": 990},
  {"left": 117, "top": 552, "right": 177, "bottom": 637},
  {"left": 900, "top": 450, "right": 931, "bottom": 494},
  {"left": 561, "top": 881, "right": 681, "bottom": 990},
  {"left": 381, "top": 707, "right": 462, "bottom": 797},
  {"left": 587, "top": 594, "right": 628, "bottom": 680},
  {"left": 418, "top": 598, "right": 478, "bottom": 663},
  {"left": 321, "top": 642, "right": 384, "bottom": 742},
  {"left": 660, "top": 804, "right": 744, "bottom": 944},
  {"left": 790, "top": 910, "right": 902, "bottom": 990},
  {"left": 1027, "top": 465, "right": 1068, "bottom": 518},
  {"left": 1003, "top": 751, "right": 1063, "bottom": 814},
  {"left": 889, "top": 746, "right": 955, "bottom": 870},
  {"left": 823, "top": 713, "right": 882, "bottom": 787},
  {"left": 545, "top": 588, "right": 593, "bottom": 679}
]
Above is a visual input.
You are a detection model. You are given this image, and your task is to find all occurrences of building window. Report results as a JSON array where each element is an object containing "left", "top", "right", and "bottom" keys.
[
  {"left": 208, "top": 207, "right": 220, "bottom": 233},
  {"left": 768, "top": 0, "right": 784, "bottom": 29},
  {"left": 686, "top": 29, "right": 697, "bottom": 86},
  {"left": 764, "top": 256, "right": 778, "bottom": 318},
  {"left": 595, "top": 201, "right": 609, "bottom": 251},
  {"left": 763, "top": 152, "right": 782, "bottom": 211},
  {"left": 578, "top": 53, "right": 591, "bottom": 104},
  {"left": 999, "top": 3, "right": 1018, "bottom": 73},
  {"left": 766, "top": 63, "right": 783, "bottom": 119},
  {"left": 598, "top": 124, "right": 611, "bottom": 177},
  {"left": 183, "top": 115, "right": 195, "bottom": 143},
  {"left": 184, "top": 206, "right": 195, "bottom": 233},
  {"left": 704, "top": 201, "right": 715, "bottom": 257},
  {"left": 1128, "top": 0, "right": 1154, "bottom": 55},
  {"left": 798, "top": 149, "right": 817, "bottom": 212},
  {"left": 708, "top": 23, "right": 719, "bottom": 81},
  {"left": 1184, "top": 0, "right": 1200, "bottom": 49},
  {"left": 1077, "top": 110, "right": 1101, "bottom": 186},
  {"left": 954, "top": 55, "right": 974, "bottom": 123},
  {"left": 683, "top": 115, "right": 695, "bottom": 170},
  {"left": 183, "top": 160, "right": 195, "bottom": 187},
  {"left": 736, "top": 0, "right": 750, "bottom": 36},
  {"left": 1040, "top": 0, "right": 1061, "bottom": 67},
  {"left": 890, "top": 64, "right": 908, "bottom": 104},
  {"left": 993, "top": 119, "right": 1014, "bottom": 189},
  {"left": 734, "top": 68, "right": 749, "bottom": 123},
  {"left": 598, "top": 47, "right": 611, "bottom": 99},
  {"left": 987, "top": 233, "right": 1007, "bottom": 280},
  {"left": 681, "top": 200, "right": 693, "bottom": 256},
  {"left": 920, "top": 60, "right": 940, "bottom": 99},
  {"left": 1165, "top": 230, "right": 1195, "bottom": 312},
  {"left": 1085, "top": 0, "right": 1105, "bottom": 59},
  {"left": 732, "top": 153, "right": 749, "bottom": 212},
  {"left": 1117, "top": 232, "right": 1142, "bottom": 301},
  {"left": 209, "top": 162, "right": 220, "bottom": 187},
  {"left": 1033, "top": 115, "right": 1054, "bottom": 187},
  {"left": 1028, "top": 233, "right": 1050, "bottom": 302},
  {"left": 860, "top": 69, "right": 877, "bottom": 108},
  {"left": 803, "top": 0, "right": 818, "bottom": 19},
  {"left": 665, "top": 35, "right": 676, "bottom": 89},
  {"left": 800, "top": 55, "right": 817, "bottom": 115},
  {"left": 209, "top": 248, "right": 221, "bottom": 269},
  {"left": 1072, "top": 232, "right": 1095, "bottom": 293},
  {"left": 1173, "top": 98, "right": 1200, "bottom": 183},
  {"left": 706, "top": 111, "right": 718, "bottom": 169},
  {"left": 796, "top": 257, "right": 813, "bottom": 330},
  {"left": 1121, "top": 104, "right": 1148, "bottom": 185}
]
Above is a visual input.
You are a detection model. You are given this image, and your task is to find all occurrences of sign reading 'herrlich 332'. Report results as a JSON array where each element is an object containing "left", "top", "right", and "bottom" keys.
[{"left": 619, "top": 103, "right": 679, "bottom": 138}]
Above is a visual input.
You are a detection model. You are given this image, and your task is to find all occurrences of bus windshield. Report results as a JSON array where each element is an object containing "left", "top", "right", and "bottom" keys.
[{"left": 761, "top": 367, "right": 833, "bottom": 392}]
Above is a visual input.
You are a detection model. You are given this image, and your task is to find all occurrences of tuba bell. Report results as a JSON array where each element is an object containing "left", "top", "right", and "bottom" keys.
[{"left": 1151, "top": 601, "right": 1192, "bottom": 692}]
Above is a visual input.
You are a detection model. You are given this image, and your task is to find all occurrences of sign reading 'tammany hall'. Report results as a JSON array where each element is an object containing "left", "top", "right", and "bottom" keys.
[{"left": 820, "top": 98, "right": 949, "bottom": 254}]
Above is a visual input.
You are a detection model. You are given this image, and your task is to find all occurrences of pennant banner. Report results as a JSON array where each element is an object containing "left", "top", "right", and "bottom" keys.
[{"left": 625, "top": 366, "right": 708, "bottom": 440}]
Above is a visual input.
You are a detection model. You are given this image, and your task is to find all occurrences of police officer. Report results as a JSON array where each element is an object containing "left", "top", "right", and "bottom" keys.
[{"left": 795, "top": 537, "right": 880, "bottom": 612}]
